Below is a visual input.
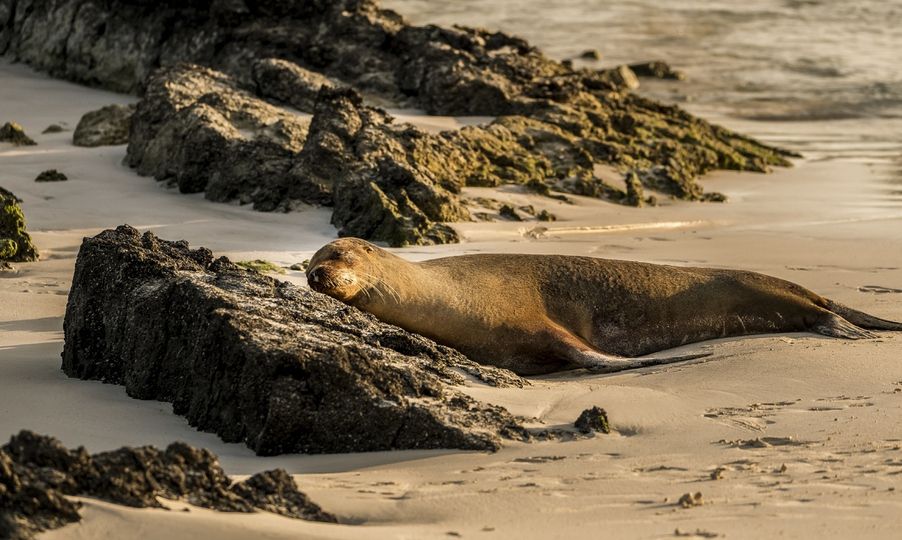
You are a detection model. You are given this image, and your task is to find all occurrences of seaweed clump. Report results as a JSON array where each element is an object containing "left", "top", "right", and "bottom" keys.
[
  {"left": 0, "top": 187, "right": 38, "bottom": 262},
  {"left": 574, "top": 406, "right": 611, "bottom": 434}
]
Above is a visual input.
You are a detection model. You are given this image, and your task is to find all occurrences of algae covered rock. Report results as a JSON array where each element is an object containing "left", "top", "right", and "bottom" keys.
[
  {"left": 7, "top": 0, "right": 798, "bottom": 245},
  {"left": 72, "top": 104, "right": 135, "bottom": 147},
  {"left": 0, "top": 430, "right": 335, "bottom": 539},
  {"left": 574, "top": 406, "right": 611, "bottom": 434},
  {"left": 0, "top": 188, "right": 38, "bottom": 262},
  {"left": 0, "top": 121, "right": 36, "bottom": 146},
  {"left": 62, "top": 226, "right": 528, "bottom": 456}
]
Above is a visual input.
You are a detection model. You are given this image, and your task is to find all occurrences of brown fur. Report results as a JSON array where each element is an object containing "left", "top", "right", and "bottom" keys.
[{"left": 307, "top": 238, "right": 901, "bottom": 375}]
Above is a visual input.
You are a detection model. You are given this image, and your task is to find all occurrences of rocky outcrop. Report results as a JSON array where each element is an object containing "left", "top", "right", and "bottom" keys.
[
  {"left": 2, "top": 0, "right": 798, "bottom": 245},
  {"left": 0, "top": 187, "right": 38, "bottom": 262},
  {"left": 61, "top": 226, "right": 528, "bottom": 456},
  {"left": 0, "top": 121, "right": 35, "bottom": 146},
  {"left": 72, "top": 103, "right": 135, "bottom": 146},
  {"left": 0, "top": 430, "right": 334, "bottom": 540},
  {"left": 126, "top": 65, "right": 467, "bottom": 245}
]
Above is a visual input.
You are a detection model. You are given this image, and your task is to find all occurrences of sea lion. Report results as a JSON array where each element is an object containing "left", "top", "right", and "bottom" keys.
[{"left": 306, "top": 238, "right": 902, "bottom": 375}]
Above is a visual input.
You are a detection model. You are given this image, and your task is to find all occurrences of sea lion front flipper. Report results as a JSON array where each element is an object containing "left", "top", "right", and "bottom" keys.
[{"left": 570, "top": 350, "right": 713, "bottom": 374}]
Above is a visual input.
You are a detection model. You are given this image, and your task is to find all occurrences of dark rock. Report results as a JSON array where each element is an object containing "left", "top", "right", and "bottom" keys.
[
  {"left": 42, "top": 124, "right": 65, "bottom": 134},
  {"left": 628, "top": 61, "right": 685, "bottom": 80},
  {"left": 574, "top": 406, "right": 611, "bottom": 434},
  {"left": 0, "top": 430, "right": 335, "bottom": 539},
  {"left": 0, "top": 122, "right": 36, "bottom": 146},
  {"left": 596, "top": 65, "right": 640, "bottom": 91},
  {"left": 0, "top": 185, "right": 20, "bottom": 202},
  {"left": 253, "top": 58, "right": 336, "bottom": 113},
  {"left": 62, "top": 226, "right": 528, "bottom": 456},
  {"left": 3, "top": 1, "right": 798, "bottom": 244},
  {"left": 34, "top": 169, "right": 67, "bottom": 182},
  {"left": 126, "top": 65, "right": 467, "bottom": 246},
  {"left": 536, "top": 209, "right": 556, "bottom": 222},
  {"left": 73, "top": 104, "right": 135, "bottom": 147},
  {"left": 0, "top": 188, "right": 38, "bottom": 262},
  {"left": 498, "top": 204, "right": 522, "bottom": 221},
  {"left": 230, "top": 469, "right": 333, "bottom": 521},
  {"left": 579, "top": 49, "right": 602, "bottom": 60}
]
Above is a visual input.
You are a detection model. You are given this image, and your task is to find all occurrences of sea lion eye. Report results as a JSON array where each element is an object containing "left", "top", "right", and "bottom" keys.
[{"left": 364, "top": 246, "right": 374, "bottom": 253}]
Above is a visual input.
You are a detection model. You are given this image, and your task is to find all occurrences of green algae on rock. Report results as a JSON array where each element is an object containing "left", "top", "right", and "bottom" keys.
[
  {"left": 574, "top": 406, "right": 611, "bottom": 434},
  {"left": 235, "top": 259, "right": 286, "bottom": 274},
  {"left": 0, "top": 121, "right": 36, "bottom": 146},
  {"left": 0, "top": 188, "right": 38, "bottom": 262}
]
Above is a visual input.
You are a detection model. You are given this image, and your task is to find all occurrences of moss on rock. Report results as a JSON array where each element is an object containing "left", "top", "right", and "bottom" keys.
[
  {"left": 0, "top": 189, "right": 38, "bottom": 262},
  {"left": 235, "top": 259, "right": 286, "bottom": 274},
  {"left": 0, "top": 121, "right": 36, "bottom": 146}
]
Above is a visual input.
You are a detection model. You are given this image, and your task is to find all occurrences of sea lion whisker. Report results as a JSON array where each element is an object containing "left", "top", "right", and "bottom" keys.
[{"left": 357, "top": 271, "right": 402, "bottom": 303}]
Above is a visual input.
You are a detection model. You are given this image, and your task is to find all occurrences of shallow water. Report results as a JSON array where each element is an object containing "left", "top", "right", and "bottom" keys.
[{"left": 385, "top": 0, "right": 902, "bottom": 173}]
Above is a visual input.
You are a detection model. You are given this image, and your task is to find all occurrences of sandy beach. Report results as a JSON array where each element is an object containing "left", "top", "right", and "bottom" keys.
[{"left": 2, "top": 53, "right": 902, "bottom": 539}]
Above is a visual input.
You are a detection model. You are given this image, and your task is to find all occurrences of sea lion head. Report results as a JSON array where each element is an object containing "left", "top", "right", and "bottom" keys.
[{"left": 306, "top": 238, "right": 384, "bottom": 304}]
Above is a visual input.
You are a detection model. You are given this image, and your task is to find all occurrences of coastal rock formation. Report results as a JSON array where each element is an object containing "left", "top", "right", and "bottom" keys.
[
  {"left": 62, "top": 226, "right": 528, "bottom": 456},
  {"left": 0, "top": 187, "right": 38, "bottom": 262},
  {"left": 1, "top": 1, "right": 797, "bottom": 245},
  {"left": 0, "top": 121, "right": 35, "bottom": 146},
  {"left": 0, "top": 430, "right": 334, "bottom": 539},
  {"left": 72, "top": 103, "right": 135, "bottom": 147}
]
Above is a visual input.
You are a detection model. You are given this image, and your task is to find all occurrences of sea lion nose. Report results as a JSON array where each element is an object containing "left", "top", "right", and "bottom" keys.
[{"left": 308, "top": 267, "right": 324, "bottom": 284}]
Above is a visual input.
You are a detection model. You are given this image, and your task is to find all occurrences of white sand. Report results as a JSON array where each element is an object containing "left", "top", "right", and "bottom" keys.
[{"left": 2, "top": 60, "right": 902, "bottom": 539}]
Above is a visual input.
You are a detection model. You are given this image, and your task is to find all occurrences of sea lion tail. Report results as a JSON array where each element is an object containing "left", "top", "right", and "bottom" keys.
[{"left": 824, "top": 300, "right": 902, "bottom": 331}]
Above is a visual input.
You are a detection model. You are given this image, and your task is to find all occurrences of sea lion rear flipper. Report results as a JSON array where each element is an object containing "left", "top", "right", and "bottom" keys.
[
  {"left": 824, "top": 300, "right": 902, "bottom": 331},
  {"left": 813, "top": 313, "right": 877, "bottom": 340}
]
